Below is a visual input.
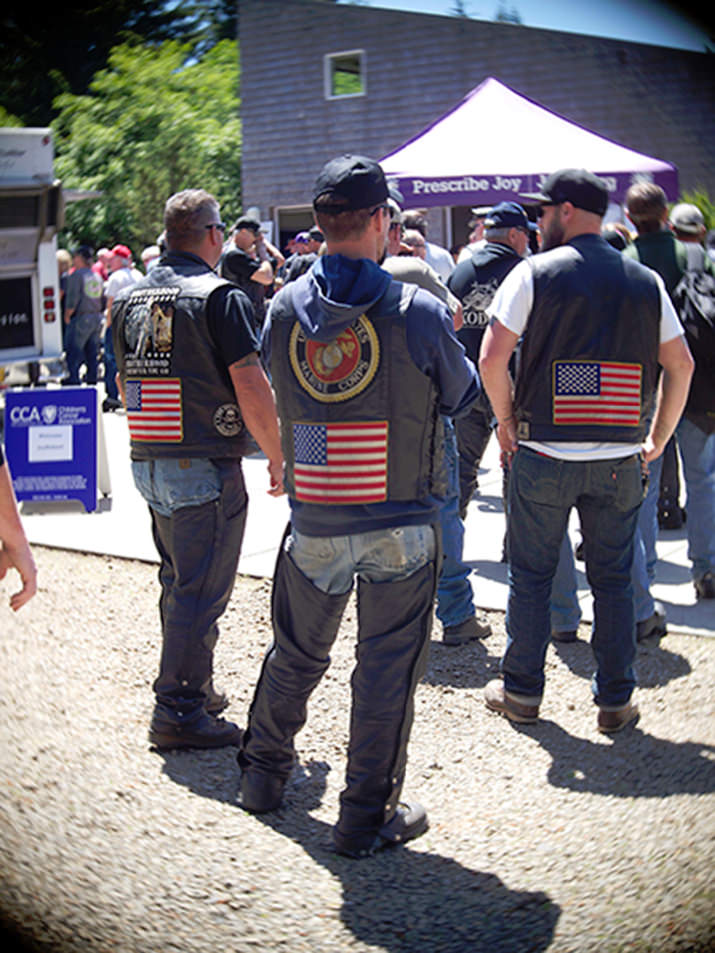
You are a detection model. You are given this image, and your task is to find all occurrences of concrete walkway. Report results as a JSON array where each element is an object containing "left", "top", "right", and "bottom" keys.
[{"left": 14, "top": 408, "right": 713, "bottom": 638}]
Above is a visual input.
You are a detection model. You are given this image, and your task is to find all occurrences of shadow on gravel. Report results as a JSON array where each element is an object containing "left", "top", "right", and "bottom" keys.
[
  {"left": 245, "top": 761, "right": 560, "bottom": 953},
  {"left": 504, "top": 720, "right": 715, "bottom": 797},
  {"left": 551, "top": 633, "right": 692, "bottom": 688},
  {"left": 422, "top": 639, "right": 502, "bottom": 690}
]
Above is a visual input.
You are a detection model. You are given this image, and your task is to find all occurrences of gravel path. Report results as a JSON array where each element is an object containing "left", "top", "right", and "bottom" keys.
[{"left": 1, "top": 546, "right": 713, "bottom": 953}]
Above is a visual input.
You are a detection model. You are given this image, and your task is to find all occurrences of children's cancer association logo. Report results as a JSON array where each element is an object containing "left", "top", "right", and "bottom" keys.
[
  {"left": 41, "top": 404, "right": 58, "bottom": 424},
  {"left": 289, "top": 315, "right": 379, "bottom": 403}
]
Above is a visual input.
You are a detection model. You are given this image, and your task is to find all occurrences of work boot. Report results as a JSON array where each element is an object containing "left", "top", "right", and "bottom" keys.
[{"left": 148, "top": 707, "right": 242, "bottom": 750}]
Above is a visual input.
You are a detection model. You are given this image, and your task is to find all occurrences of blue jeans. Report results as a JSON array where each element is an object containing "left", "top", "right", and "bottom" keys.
[
  {"left": 505, "top": 448, "right": 643, "bottom": 708},
  {"left": 435, "top": 417, "right": 475, "bottom": 627},
  {"left": 65, "top": 313, "right": 101, "bottom": 384},
  {"left": 677, "top": 416, "right": 715, "bottom": 581},
  {"left": 104, "top": 326, "right": 118, "bottom": 400},
  {"left": 550, "top": 452, "right": 662, "bottom": 630},
  {"left": 288, "top": 524, "right": 436, "bottom": 594}
]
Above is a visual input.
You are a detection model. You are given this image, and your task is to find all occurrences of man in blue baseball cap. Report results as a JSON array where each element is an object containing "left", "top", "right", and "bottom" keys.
[{"left": 447, "top": 201, "right": 532, "bottom": 520}]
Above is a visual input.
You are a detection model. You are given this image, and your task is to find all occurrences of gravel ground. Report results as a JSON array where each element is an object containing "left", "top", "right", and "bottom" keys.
[{"left": 1, "top": 545, "right": 713, "bottom": 953}]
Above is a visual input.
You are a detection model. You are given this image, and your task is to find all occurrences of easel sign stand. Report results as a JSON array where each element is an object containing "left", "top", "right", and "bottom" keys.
[{"left": 4, "top": 386, "right": 111, "bottom": 513}]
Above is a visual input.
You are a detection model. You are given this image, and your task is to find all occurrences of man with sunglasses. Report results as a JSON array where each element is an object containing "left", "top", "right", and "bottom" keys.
[
  {"left": 113, "top": 189, "right": 283, "bottom": 751},
  {"left": 237, "top": 155, "right": 480, "bottom": 858},
  {"left": 220, "top": 214, "right": 285, "bottom": 334},
  {"left": 479, "top": 169, "right": 693, "bottom": 733}
]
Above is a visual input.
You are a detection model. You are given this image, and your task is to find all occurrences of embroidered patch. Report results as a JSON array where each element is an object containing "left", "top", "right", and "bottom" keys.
[
  {"left": 552, "top": 361, "right": 642, "bottom": 426},
  {"left": 292, "top": 420, "right": 388, "bottom": 504},
  {"left": 125, "top": 378, "right": 183, "bottom": 442},
  {"left": 289, "top": 316, "right": 379, "bottom": 403},
  {"left": 213, "top": 403, "right": 244, "bottom": 438}
]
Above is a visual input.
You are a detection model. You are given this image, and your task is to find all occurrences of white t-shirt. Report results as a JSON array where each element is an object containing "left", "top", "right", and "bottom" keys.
[
  {"left": 105, "top": 265, "right": 143, "bottom": 299},
  {"left": 487, "top": 255, "right": 684, "bottom": 461}
]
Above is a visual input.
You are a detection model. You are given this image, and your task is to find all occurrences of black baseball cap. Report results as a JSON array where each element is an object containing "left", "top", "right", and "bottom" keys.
[
  {"left": 313, "top": 154, "right": 389, "bottom": 213},
  {"left": 520, "top": 169, "right": 609, "bottom": 216},
  {"left": 484, "top": 201, "right": 529, "bottom": 230}
]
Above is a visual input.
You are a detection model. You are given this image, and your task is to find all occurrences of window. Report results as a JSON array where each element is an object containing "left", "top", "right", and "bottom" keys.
[{"left": 324, "top": 50, "right": 366, "bottom": 99}]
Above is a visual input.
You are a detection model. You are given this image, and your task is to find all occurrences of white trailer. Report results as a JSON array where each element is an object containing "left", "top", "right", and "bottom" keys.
[{"left": 0, "top": 128, "right": 64, "bottom": 375}]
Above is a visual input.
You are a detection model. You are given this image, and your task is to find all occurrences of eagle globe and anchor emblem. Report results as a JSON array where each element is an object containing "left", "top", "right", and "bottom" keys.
[{"left": 289, "top": 315, "right": 379, "bottom": 402}]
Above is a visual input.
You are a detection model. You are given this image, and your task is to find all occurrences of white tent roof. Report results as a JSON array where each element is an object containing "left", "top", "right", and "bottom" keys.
[{"left": 380, "top": 77, "right": 678, "bottom": 208}]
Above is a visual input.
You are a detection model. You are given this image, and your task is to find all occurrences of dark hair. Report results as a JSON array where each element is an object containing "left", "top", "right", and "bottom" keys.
[
  {"left": 313, "top": 195, "right": 373, "bottom": 242},
  {"left": 625, "top": 183, "right": 667, "bottom": 234}
]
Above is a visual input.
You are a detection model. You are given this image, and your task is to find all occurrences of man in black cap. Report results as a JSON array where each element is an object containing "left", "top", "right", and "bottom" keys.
[
  {"left": 448, "top": 201, "right": 531, "bottom": 517},
  {"left": 237, "top": 154, "right": 480, "bottom": 857},
  {"left": 63, "top": 245, "right": 104, "bottom": 385},
  {"left": 479, "top": 168, "right": 694, "bottom": 733},
  {"left": 220, "top": 214, "right": 284, "bottom": 333}
]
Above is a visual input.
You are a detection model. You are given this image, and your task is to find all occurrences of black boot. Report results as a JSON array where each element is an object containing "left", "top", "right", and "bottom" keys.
[
  {"left": 333, "top": 557, "right": 438, "bottom": 856},
  {"left": 238, "top": 540, "right": 352, "bottom": 812}
]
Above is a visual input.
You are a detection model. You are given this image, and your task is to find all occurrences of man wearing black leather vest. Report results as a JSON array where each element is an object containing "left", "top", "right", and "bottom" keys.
[
  {"left": 237, "top": 155, "right": 480, "bottom": 858},
  {"left": 479, "top": 169, "right": 693, "bottom": 734},
  {"left": 448, "top": 201, "right": 531, "bottom": 517},
  {"left": 113, "top": 189, "right": 283, "bottom": 750}
]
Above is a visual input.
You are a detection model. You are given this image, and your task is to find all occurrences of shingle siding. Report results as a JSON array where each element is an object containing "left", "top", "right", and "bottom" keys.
[{"left": 238, "top": 0, "right": 714, "bottom": 230}]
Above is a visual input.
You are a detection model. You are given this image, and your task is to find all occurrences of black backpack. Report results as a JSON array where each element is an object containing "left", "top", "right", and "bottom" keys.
[{"left": 671, "top": 244, "right": 715, "bottom": 432}]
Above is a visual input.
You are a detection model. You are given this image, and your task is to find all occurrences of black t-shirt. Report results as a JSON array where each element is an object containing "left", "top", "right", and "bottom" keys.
[{"left": 206, "top": 285, "right": 260, "bottom": 367}]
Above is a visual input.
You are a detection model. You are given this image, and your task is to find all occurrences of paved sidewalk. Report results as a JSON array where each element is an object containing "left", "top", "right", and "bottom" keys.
[{"left": 13, "top": 409, "right": 714, "bottom": 638}]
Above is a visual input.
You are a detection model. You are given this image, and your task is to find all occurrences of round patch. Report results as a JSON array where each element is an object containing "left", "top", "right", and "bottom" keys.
[
  {"left": 213, "top": 403, "right": 244, "bottom": 437},
  {"left": 289, "top": 316, "right": 379, "bottom": 403}
]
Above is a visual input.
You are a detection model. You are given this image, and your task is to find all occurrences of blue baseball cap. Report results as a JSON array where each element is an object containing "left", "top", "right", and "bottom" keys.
[{"left": 484, "top": 201, "right": 530, "bottom": 230}]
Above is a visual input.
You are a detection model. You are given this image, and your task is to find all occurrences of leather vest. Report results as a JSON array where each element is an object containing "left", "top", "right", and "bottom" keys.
[
  {"left": 269, "top": 281, "right": 447, "bottom": 506},
  {"left": 514, "top": 235, "right": 660, "bottom": 443},
  {"left": 113, "top": 254, "right": 252, "bottom": 460}
]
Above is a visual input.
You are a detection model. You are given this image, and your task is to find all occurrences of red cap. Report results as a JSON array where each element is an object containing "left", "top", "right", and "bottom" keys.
[{"left": 111, "top": 244, "right": 131, "bottom": 259}]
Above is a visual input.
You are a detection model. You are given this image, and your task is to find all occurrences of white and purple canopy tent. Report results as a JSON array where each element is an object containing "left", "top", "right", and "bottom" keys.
[{"left": 380, "top": 77, "right": 678, "bottom": 209}]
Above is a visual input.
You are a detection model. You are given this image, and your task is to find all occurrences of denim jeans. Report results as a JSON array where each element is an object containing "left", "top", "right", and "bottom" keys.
[
  {"left": 505, "top": 448, "right": 643, "bottom": 708},
  {"left": 435, "top": 417, "right": 475, "bottom": 627},
  {"left": 103, "top": 326, "right": 118, "bottom": 400},
  {"left": 550, "top": 450, "right": 663, "bottom": 630},
  {"left": 676, "top": 416, "right": 715, "bottom": 581},
  {"left": 65, "top": 313, "right": 101, "bottom": 384},
  {"left": 288, "top": 524, "right": 436, "bottom": 594}
]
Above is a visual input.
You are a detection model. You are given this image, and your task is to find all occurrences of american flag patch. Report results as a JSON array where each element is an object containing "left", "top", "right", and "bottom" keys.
[
  {"left": 293, "top": 421, "right": 388, "bottom": 504},
  {"left": 553, "top": 361, "right": 642, "bottom": 427},
  {"left": 125, "top": 378, "right": 183, "bottom": 442}
]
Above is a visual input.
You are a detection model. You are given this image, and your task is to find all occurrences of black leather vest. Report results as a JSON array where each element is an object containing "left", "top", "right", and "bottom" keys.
[
  {"left": 113, "top": 253, "right": 252, "bottom": 460},
  {"left": 269, "top": 281, "right": 447, "bottom": 505},
  {"left": 514, "top": 235, "right": 660, "bottom": 443}
]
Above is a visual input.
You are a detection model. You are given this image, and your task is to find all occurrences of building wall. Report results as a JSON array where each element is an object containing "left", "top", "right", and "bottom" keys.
[{"left": 238, "top": 0, "right": 714, "bottom": 238}]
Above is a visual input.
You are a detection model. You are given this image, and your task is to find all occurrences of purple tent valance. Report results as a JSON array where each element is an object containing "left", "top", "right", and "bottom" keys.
[{"left": 381, "top": 78, "right": 678, "bottom": 209}]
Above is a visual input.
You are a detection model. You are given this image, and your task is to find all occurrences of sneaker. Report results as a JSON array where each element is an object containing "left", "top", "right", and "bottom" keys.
[
  {"left": 597, "top": 701, "right": 640, "bottom": 734},
  {"left": 239, "top": 769, "right": 286, "bottom": 814},
  {"left": 333, "top": 801, "right": 429, "bottom": 858},
  {"left": 484, "top": 679, "right": 539, "bottom": 724},
  {"left": 551, "top": 629, "right": 578, "bottom": 643},
  {"left": 148, "top": 709, "right": 243, "bottom": 750},
  {"left": 694, "top": 572, "right": 715, "bottom": 600},
  {"left": 636, "top": 602, "right": 667, "bottom": 642},
  {"left": 443, "top": 615, "right": 491, "bottom": 645}
]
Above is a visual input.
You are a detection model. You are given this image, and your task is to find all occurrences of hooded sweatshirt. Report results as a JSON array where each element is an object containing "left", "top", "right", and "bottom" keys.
[{"left": 263, "top": 254, "right": 479, "bottom": 536}]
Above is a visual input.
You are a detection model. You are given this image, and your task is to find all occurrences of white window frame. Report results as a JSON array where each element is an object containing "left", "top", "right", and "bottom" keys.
[{"left": 323, "top": 49, "right": 367, "bottom": 100}]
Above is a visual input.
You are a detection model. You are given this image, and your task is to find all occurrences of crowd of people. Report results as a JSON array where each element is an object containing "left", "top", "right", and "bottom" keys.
[{"left": 1, "top": 155, "right": 712, "bottom": 861}]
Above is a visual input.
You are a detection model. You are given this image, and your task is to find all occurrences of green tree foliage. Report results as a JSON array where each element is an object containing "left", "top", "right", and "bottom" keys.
[
  {"left": 53, "top": 39, "right": 241, "bottom": 258},
  {"left": 0, "top": 1, "right": 236, "bottom": 127}
]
